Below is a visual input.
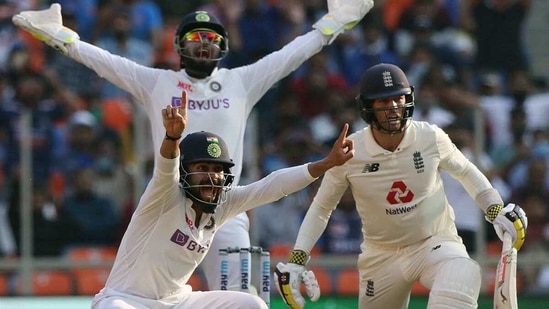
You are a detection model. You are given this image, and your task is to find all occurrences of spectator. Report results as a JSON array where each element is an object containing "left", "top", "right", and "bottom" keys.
[
  {"left": 61, "top": 166, "right": 120, "bottom": 247},
  {"left": 8, "top": 181, "right": 74, "bottom": 256},
  {"left": 309, "top": 89, "right": 363, "bottom": 147},
  {"left": 46, "top": 6, "right": 100, "bottom": 98},
  {"left": 0, "top": 199, "right": 16, "bottom": 258},
  {"left": 287, "top": 50, "right": 350, "bottom": 118},
  {"left": 464, "top": 0, "right": 531, "bottom": 82},
  {"left": 95, "top": 4, "right": 154, "bottom": 100},
  {"left": 53, "top": 110, "right": 100, "bottom": 182},
  {"left": 94, "top": 0, "right": 163, "bottom": 54},
  {"left": 0, "top": 70, "right": 59, "bottom": 183},
  {"left": 339, "top": 8, "right": 401, "bottom": 86},
  {"left": 412, "top": 76, "right": 455, "bottom": 128}
]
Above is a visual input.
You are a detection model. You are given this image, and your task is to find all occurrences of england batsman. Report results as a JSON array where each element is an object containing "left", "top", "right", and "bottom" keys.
[{"left": 274, "top": 63, "right": 528, "bottom": 309}]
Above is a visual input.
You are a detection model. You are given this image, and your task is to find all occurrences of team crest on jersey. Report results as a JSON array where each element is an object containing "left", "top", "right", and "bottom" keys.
[
  {"left": 413, "top": 151, "right": 424, "bottom": 173},
  {"left": 210, "top": 81, "right": 222, "bottom": 92}
]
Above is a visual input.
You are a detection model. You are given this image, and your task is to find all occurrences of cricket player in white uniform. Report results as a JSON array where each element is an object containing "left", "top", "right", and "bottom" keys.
[
  {"left": 11, "top": 0, "right": 373, "bottom": 292},
  {"left": 274, "top": 63, "right": 528, "bottom": 309},
  {"left": 87, "top": 90, "right": 353, "bottom": 308}
]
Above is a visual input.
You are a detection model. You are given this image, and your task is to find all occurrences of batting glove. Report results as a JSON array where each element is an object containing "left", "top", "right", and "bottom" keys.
[
  {"left": 486, "top": 203, "right": 527, "bottom": 250},
  {"left": 313, "top": 0, "right": 374, "bottom": 44},
  {"left": 274, "top": 250, "right": 320, "bottom": 309},
  {"left": 12, "top": 3, "right": 79, "bottom": 55}
]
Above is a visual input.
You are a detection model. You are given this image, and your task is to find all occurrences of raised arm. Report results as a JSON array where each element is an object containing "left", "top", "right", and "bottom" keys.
[{"left": 160, "top": 91, "right": 187, "bottom": 159}]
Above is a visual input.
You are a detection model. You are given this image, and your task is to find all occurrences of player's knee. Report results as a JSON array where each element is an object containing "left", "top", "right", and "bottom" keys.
[{"left": 428, "top": 258, "right": 481, "bottom": 308}]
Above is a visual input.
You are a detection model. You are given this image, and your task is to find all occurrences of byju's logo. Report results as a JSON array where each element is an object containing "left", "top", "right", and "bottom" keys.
[{"left": 386, "top": 181, "right": 414, "bottom": 204}]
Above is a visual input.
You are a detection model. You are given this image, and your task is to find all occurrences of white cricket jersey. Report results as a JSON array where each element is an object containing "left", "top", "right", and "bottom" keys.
[
  {"left": 296, "top": 121, "right": 496, "bottom": 250},
  {"left": 68, "top": 30, "right": 325, "bottom": 185},
  {"left": 98, "top": 154, "right": 315, "bottom": 301}
]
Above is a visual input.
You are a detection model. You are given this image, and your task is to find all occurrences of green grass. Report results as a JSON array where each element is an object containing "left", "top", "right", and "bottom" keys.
[{"left": 268, "top": 296, "right": 549, "bottom": 309}]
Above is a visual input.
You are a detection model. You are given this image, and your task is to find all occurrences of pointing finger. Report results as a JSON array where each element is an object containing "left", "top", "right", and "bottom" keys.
[{"left": 337, "top": 123, "right": 349, "bottom": 144}]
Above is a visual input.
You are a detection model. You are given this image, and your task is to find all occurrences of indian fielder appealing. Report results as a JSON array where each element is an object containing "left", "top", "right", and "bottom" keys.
[
  {"left": 274, "top": 63, "right": 528, "bottom": 309},
  {"left": 11, "top": 0, "right": 373, "bottom": 294},
  {"left": 88, "top": 90, "right": 354, "bottom": 308}
]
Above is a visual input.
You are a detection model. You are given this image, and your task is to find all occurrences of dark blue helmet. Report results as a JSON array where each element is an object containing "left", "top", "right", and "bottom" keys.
[{"left": 356, "top": 63, "right": 415, "bottom": 132}]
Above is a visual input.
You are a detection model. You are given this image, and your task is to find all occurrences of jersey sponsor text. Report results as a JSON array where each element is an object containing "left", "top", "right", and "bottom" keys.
[
  {"left": 385, "top": 203, "right": 418, "bottom": 215},
  {"left": 170, "top": 229, "right": 209, "bottom": 253}
]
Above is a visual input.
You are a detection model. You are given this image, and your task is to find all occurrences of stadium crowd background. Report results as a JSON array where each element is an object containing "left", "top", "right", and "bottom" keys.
[{"left": 0, "top": 0, "right": 548, "bottom": 298}]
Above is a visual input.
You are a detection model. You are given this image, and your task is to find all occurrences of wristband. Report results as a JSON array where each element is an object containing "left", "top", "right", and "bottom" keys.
[
  {"left": 486, "top": 204, "right": 503, "bottom": 222},
  {"left": 289, "top": 250, "right": 308, "bottom": 266},
  {"left": 165, "top": 132, "right": 181, "bottom": 141}
]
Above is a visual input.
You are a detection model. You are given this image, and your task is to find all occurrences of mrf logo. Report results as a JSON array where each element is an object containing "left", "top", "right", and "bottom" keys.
[{"left": 386, "top": 181, "right": 414, "bottom": 204}]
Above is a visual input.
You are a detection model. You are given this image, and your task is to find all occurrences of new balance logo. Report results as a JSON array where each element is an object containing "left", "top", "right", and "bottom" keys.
[{"left": 362, "top": 163, "right": 380, "bottom": 173}]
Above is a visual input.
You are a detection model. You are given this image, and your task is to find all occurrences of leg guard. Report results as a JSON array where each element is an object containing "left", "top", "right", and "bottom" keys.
[{"left": 427, "top": 258, "right": 481, "bottom": 309}]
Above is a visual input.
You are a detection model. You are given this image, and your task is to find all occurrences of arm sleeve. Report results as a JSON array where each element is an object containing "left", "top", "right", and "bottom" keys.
[
  {"left": 437, "top": 128, "right": 503, "bottom": 213},
  {"left": 294, "top": 167, "right": 349, "bottom": 254},
  {"left": 134, "top": 154, "right": 180, "bottom": 215},
  {"left": 67, "top": 41, "right": 158, "bottom": 103},
  {"left": 233, "top": 30, "right": 325, "bottom": 107},
  {"left": 222, "top": 164, "right": 316, "bottom": 219}
]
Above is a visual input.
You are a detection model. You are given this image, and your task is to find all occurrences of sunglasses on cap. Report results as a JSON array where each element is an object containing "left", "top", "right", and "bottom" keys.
[{"left": 184, "top": 30, "right": 223, "bottom": 44}]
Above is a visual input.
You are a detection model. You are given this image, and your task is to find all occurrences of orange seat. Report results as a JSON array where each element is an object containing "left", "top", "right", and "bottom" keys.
[
  {"left": 268, "top": 243, "right": 293, "bottom": 258},
  {"left": 73, "top": 268, "right": 110, "bottom": 295},
  {"left": 411, "top": 281, "right": 429, "bottom": 296},
  {"left": 66, "top": 246, "right": 117, "bottom": 296},
  {"left": 66, "top": 246, "right": 118, "bottom": 261},
  {"left": 0, "top": 273, "right": 8, "bottom": 296},
  {"left": 486, "top": 241, "right": 503, "bottom": 256},
  {"left": 335, "top": 268, "right": 359, "bottom": 296},
  {"left": 14, "top": 270, "right": 73, "bottom": 296}
]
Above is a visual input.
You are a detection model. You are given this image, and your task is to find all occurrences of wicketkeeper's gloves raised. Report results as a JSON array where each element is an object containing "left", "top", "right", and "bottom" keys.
[
  {"left": 12, "top": 3, "right": 79, "bottom": 55},
  {"left": 313, "top": 0, "right": 374, "bottom": 44},
  {"left": 485, "top": 203, "right": 527, "bottom": 250},
  {"left": 274, "top": 250, "right": 320, "bottom": 309}
]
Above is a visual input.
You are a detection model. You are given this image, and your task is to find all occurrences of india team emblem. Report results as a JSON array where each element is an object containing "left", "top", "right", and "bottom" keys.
[{"left": 206, "top": 136, "right": 222, "bottom": 158}]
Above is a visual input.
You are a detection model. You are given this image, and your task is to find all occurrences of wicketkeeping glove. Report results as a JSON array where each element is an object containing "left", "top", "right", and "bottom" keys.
[
  {"left": 274, "top": 250, "right": 320, "bottom": 309},
  {"left": 485, "top": 203, "right": 527, "bottom": 250},
  {"left": 12, "top": 3, "right": 79, "bottom": 55},
  {"left": 313, "top": 0, "right": 374, "bottom": 44}
]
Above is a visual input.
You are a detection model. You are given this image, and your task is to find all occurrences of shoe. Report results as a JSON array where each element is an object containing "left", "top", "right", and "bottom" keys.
[{"left": 12, "top": 3, "right": 79, "bottom": 54}]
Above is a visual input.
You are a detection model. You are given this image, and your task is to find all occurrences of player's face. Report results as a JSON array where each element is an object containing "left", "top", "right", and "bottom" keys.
[
  {"left": 182, "top": 30, "right": 223, "bottom": 61},
  {"left": 186, "top": 162, "right": 225, "bottom": 203},
  {"left": 372, "top": 95, "right": 407, "bottom": 131}
]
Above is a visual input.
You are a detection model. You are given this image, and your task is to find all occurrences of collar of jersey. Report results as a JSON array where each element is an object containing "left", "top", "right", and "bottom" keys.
[{"left": 365, "top": 122, "right": 416, "bottom": 156}]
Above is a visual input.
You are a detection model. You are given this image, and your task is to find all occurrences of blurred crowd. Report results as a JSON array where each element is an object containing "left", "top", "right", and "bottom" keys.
[{"left": 0, "top": 0, "right": 548, "bottom": 293}]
